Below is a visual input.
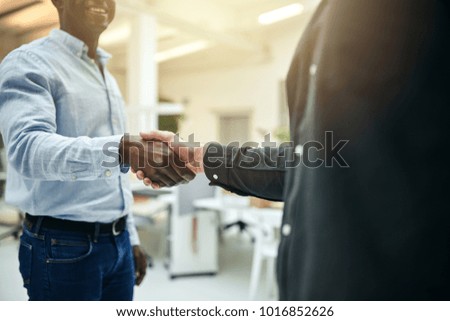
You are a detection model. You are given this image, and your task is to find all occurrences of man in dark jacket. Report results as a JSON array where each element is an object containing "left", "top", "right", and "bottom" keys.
[{"left": 140, "top": 0, "right": 450, "bottom": 300}]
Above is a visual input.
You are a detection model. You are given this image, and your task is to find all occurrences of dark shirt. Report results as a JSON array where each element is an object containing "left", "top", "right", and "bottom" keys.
[{"left": 203, "top": 0, "right": 450, "bottom": 300}]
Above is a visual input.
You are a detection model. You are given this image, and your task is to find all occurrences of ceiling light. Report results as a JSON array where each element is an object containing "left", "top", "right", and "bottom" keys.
[
  {"left": 100, "top": 24, "right": 179, "bottom": 46},
  {"left": 258, "top": 3, "right": 304, "bottom": 25},
  {"left": 157, "top": 26, "right": 178, "bottom": 41},
  {"left": 155, "top": 40, "right": 210, "bottom": 63}
]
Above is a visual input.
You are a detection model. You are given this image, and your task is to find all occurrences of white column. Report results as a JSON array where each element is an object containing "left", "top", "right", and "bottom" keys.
[{"left": 127, "top": 13, "right": 158, "bottom": 132}]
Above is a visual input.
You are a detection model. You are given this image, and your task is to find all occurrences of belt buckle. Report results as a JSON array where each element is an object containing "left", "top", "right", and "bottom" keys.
[{"left": 112, "top": 219, "right": 121, "bottom": 236}]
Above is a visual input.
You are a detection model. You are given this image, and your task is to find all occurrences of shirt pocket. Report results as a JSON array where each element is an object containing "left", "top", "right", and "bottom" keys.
[{"left": 47, "top": 237, "right": 93, "bottom": 264}]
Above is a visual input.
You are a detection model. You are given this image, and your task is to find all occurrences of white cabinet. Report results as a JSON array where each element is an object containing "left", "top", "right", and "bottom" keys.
[
  {"left": 168, "top": 209, "right": 219, "bottom": 278},
  {"left": 164, "top": 174, "right": 219, "bottom": 278}
]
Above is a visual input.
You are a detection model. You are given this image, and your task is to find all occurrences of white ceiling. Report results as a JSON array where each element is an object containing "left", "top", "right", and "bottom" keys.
[{"left": 0, "top": 0, "right": 320, "bottom": 71}]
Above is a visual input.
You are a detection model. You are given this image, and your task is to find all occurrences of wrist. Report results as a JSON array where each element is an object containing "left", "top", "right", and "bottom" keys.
[
  {"left": 119, "top": 134, "right": 142, "bottom": 166},
  {"left": 119, "top": 136, "right": 128, "bottom": 166},
  {"left": 119, "top": 135, "right": 127, "bottom": 165}
]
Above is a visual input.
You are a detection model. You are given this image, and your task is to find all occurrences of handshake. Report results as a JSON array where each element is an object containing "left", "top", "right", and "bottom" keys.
[{"left": 119, "top": 131, "right": 204, "bottom": 189}]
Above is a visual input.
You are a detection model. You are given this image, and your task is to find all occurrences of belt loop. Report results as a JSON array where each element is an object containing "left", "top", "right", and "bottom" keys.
[
  {"left": 93, "top": 223, "right": 100, "bottom": 243},
  {"left": 34, "top": 216, "right": 44, "bottom": 234}
]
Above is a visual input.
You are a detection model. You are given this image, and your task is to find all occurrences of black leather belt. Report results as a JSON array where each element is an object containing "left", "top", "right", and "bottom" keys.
[{"left": 24, "top": 213, "right": 127, "bottom": 236}]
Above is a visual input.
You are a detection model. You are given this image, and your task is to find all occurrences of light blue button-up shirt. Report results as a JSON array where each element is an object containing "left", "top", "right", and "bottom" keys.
[{"left": 0, "top": 29, "right": 139, "bottom": 245}]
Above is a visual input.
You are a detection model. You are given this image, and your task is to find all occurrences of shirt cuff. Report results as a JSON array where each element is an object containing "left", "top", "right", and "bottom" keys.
[
  {"left": 203, "top": 142, "right": 259, "bottom": 198},
  {"left": 203, "top": 142, "right": 234, "bottom": 189},
  {"left": 120, "top": 164, "right": 130, "bottom": 174},
  {"left": 204, "top": 143, "right": 225, "bottom": 180},
  {"left": 92, "top": 134, "right": 124, "bottom": 179}
]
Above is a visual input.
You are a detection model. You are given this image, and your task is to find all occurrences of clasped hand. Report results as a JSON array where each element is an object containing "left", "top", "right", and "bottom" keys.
[{"left": 120, "top": 134, "right": 198, "bottom": 188}]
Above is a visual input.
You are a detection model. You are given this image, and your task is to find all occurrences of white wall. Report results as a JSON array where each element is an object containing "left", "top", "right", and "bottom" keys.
[
  {"left": 0, "top": 11, "right": 315, "bottom": 146},
  {"left": 159, "top": 16, "right": 313, "bottom": 144}
]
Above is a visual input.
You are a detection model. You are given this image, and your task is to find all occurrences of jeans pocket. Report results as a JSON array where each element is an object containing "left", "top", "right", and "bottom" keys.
[
  {"left": 47, "top": 237, "right": 93, "bottom": 264},
  {"left": 18, "top": 239, "right": 32, "bottom": 286}
]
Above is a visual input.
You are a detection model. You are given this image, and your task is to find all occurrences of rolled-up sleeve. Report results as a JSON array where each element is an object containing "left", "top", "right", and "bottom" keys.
[{"left": 0, "top": 51, "right": 123, "bottom": 181}]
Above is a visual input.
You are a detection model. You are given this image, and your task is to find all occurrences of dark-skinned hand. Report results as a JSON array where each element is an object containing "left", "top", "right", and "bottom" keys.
[
  {"left": 134, "top": 131, "right": 205, "bottom": 189},
  {"left": 119, "top": 134, "right": 195, "bottom": 188},
  {"left": 133, "top": 245, "right": 147, "bottom": 286}
]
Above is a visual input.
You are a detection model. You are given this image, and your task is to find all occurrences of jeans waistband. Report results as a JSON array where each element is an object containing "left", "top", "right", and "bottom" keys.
[{"left": 24, "top": 213, "right": 127, "bottom": 238}]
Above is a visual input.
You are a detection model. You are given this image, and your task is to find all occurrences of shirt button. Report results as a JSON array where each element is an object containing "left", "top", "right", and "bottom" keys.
[
  {"left": 105, "top": 170, "right": 112, "bottom": 177},
  {"left": 213, "top": 174, "right": 219, "bottom": 180},
  {"left": 282, "top": 224, "right": 292, "bottom": 237},
  {"left": 295, "top": 144, "right": 304, "bottom": 156},
  {"left": 71, "top": 175, "right": 77, "bottom": 181},
  {"left": 309, "top": 64, "right": 317, "bottom": 76}
]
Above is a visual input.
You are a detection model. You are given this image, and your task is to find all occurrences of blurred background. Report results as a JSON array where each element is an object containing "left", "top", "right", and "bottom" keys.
[{"left": 0, "top": 0, "right": 320, "bottom": 300}]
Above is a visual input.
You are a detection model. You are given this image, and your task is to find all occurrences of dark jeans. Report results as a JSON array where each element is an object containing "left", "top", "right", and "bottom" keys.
[{"left": 18, "top": 219, "right": 135, "bottom": 300}]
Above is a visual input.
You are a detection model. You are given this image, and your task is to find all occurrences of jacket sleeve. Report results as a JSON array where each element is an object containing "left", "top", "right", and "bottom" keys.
[{"left": 203, "top": 142, "right": 294, "bottom": 202}]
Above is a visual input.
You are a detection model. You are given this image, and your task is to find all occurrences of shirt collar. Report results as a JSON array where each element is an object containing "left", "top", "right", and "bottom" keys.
[{"left": 50, "top": 29, "right": 112, "bottom": 65}]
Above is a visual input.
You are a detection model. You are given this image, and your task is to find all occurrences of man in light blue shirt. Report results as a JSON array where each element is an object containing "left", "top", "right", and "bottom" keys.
[{"left": 0, "top": 0, "right": 193, "bottom": 300}]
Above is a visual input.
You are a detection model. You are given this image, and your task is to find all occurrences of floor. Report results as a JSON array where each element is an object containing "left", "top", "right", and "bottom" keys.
[{"left": 0, "top": 228, "right": 276, "bottom": 301}]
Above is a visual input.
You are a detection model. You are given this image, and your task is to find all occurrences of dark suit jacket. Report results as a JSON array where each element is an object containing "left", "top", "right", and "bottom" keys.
[{"left": 203, "top": 0, "right": 450, "bottom": 300}]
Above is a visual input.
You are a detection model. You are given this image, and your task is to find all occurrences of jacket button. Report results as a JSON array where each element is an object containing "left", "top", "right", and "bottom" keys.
[
  {"left": 213, "top": 174, "right": 219, "bottom": 180},
  {"left": 105, "top": 170, "right": 112, "bottom": 177},
  {"left": 71, "top": 175, "right": 77, "bottom": 181},
  {"left": 282, "top": 224, "right": 292, "bottom": 236}
]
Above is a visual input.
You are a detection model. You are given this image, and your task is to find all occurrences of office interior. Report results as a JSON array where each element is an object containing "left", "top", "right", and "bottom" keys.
[{"left": 0, "top": 0, "right": 321, "bottom": 300}]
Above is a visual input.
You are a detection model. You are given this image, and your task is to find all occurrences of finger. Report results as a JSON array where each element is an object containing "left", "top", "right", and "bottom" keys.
[
  {"left": 136, "top": 170, "right": 145, "bottom": 180},
  {"left": 186, "top": 163, "right": 201, "bottom": 174},
  {"left": 153, "top": 173, "right": 178, "bottom": 188},
  {"left": 142, "top": 177, "right": 161, "bottom": 190},
  {"left": 136, "top": 273, "right": 145, "bottom": 286},
  {"left": 158, "top": 152, "right": 194, "bottom": 184},
  {"left": 139, "top": 257, "right": 147, "bottom": 279},
  {"left": 171, "top": 149, "right": 197, "bottom": 179},
  {"left": 135, "top": 271, "right": 140, "bottom": 285},
  {"left": 135, "top": 271, "right": 144, "bottom": 286},
  {"left": 136, "top": 275, "right": 143, "bottom": 286},
  {"left": 148, "top": 151, "right": 181, "bottom": 186},
  {"left": 144, "top": 178, "right": 163, "bottom": 189},
  {"left": 143, "top": 174, "right": 163, "bottom": 189},
  {"left": 147, "top": 177, "right": 164, "bottom": 189},
  {"left": 170, "top": 142, "right": 197, "bottom": 164},
  {"left": 136, "top": 265, "right": 146, "bottom": 286},
  {"left": 169, "top": 156, "right": 196, "bottom": 182},
  {"left": 160, "top": 163, "right": 187, "bottom": 185},
  {"left": 143, "top": 178, "right": 152, "bottom": 187},
  {"left": 140, "top": 130, "right": 174, "bottom": 143}
]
